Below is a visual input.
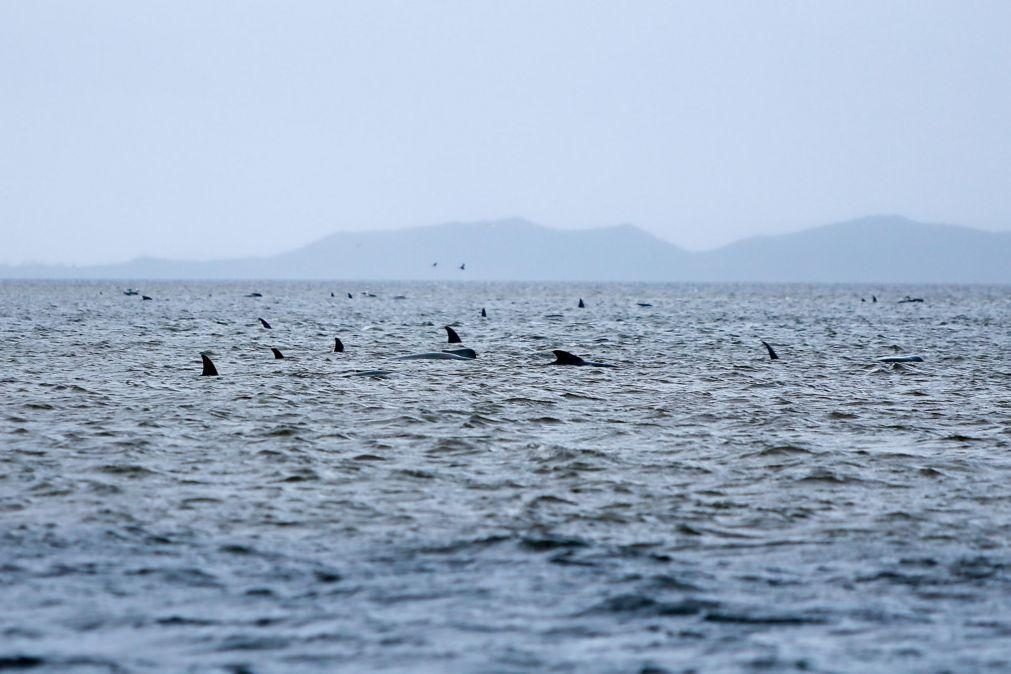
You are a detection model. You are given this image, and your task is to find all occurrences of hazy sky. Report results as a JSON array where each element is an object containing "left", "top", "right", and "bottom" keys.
[{"left": 3, "top": 1, "right": 1010, "bottom": 265}]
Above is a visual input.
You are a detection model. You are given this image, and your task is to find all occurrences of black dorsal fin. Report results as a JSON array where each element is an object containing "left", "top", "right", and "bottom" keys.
[
  {"left": 761, "top": 340, "right": 779, "bottom": 360},
  {"left": 334, "top": 337, "right": 344, "bottom": 353},
  {"left": 271, "top": 347, "right": 284, "bottom": 359},
  {"left": 445, "top": 326, "right": 462, "bottom": 344},
  {"left": 258, "top": 317, "right": 272, "bottom": 329},
  {"left": 577, "top": 298, "right": 585, "bottom": 308},
  {"left": 201, "top": 353, "right": 218, "bottom": 376},
  {"left": 551, "top": 350, "right": 586, "bottom": 366},
  {"left": 481, "top": 307, "right": 487, "bottom": 318}
]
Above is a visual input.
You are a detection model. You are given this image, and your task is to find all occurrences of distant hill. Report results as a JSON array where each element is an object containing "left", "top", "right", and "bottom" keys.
[
  {"left": 2, "top": 215, "right": 1009, "bottom": 283},
  {"left": 694, "top": 215, "right": 1011, "bottom": 283}
]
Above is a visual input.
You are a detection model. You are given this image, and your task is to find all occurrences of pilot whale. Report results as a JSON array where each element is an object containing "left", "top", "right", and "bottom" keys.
[
  {"left": 876, "top": 355, "right": 924, "bottom": 363},
  {"left": 547, "top": 350, "right": 614, "bottom": 368},
  {"left": 443, "top": 348, "right": 477, "bottom": 359},
  {"left": 397, "top": 352, "right": 474, "bottom": 361},
  {"left": 200, "top": 353, "right": 218, "bottom": 376},
  {"left": 761, "top": 340, "right": 780, "bottom": 360}
]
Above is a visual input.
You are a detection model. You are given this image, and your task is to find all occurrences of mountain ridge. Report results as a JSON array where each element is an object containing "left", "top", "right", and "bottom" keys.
[{"left": 2, "top": 215, "right": 1009, "bottom": 283}]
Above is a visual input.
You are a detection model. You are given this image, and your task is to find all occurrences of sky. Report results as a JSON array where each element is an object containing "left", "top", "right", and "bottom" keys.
[{"left": 2, "top": 1, "right": 1010, "bottom": 265}]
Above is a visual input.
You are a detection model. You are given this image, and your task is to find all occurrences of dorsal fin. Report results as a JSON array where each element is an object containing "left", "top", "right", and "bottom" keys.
[
  {"left": 551, "top": 350, "right": 586, "bottom": 366},
  {"left": 258, "top": 317, "right": 272, "bottom": 329},
  {"left": 334, "top": 337, "right": 344, "bottom": 353},
  {"left": 577, "top": 298, "right": 585, "bottom": 308},
  {"left": 347, "top": 292, "right": 352, "bottom": 299},
  {"left": 445, "top": 326, "right": 462, "bottom": 344},
  {"left": 481, "top": 307, "right": 487, "bottom": 318},
  {"left": 761, "top": 340, "right": 779, "bottom": 360},
  {"left": 271, "top": 347, "right": 284, "bottom": 359},
  {"left": 201, "top": 353, "right": 218, "bottom": 376}
]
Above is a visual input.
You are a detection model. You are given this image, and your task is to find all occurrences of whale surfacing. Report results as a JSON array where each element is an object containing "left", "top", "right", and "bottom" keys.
[
  {"left": 876, "top": 355, "right": 924, "bottom": 363},
  {"left": 259, "top": 317, "right": 272, "bottom": 329},
  {"left": 334, "top": 337, "right": 344, "bottom": 353},
  {"left": 443, "top": 348, "right": 477, "bottom": 359},
  {"left": 445, "top": 326, "right": 462, "bottom": 344},
  {"left": 201, "top": 353, "right": 218, "bottom": 376},
  {"left": 761, "top": 340, "right": 780, "bottom": 360},
  {"left": 271, "top": 347, "right": 284, "bottom": 359},
  {"left": 549, "top": 350, "right": 614, "bottom": 368},
  {"left": 398, "top": 352, "right": 474, "bottom": 361}
]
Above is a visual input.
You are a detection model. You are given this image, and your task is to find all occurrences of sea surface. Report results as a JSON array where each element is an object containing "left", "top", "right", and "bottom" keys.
[{"left": 1, "top": 280, "right": 1009, "bottom": 674}]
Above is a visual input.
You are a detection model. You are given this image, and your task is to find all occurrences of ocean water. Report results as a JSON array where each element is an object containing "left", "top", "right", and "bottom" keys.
[{"left": 1, "top": 280, "right": 1009, "bottom": 673}]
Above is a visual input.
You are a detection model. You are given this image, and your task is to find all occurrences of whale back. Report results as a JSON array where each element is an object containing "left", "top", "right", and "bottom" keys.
[
  {"left": 876, "top": 355, "right": 924, "bottom": 363},
  {"left": 443, "top": 348, "right": 477, "bottom": 359},
  {"left": 551, "top": 350, "right": 586, "bottom": 366},
  {"left": 398, "top": 352, "right": 473, "bottom": 361}
]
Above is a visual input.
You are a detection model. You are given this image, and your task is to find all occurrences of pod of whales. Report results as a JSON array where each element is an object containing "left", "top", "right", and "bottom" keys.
[
  {"left": 548, "top": 350, "right": 614, "bottom": 368},
  {"left": 201, "top": 353, "right": 218, "bottom": 376},
  {"left": 191, "top": 297, "right": 931, "bottom": 378}
]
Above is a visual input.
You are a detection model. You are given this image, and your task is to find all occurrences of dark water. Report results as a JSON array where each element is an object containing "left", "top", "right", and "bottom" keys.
[{"left": 1, "top": 280, "right": 1009, "bottom": 673}]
